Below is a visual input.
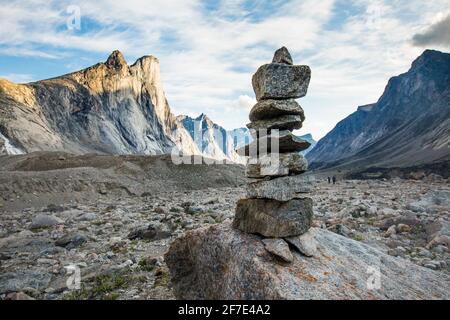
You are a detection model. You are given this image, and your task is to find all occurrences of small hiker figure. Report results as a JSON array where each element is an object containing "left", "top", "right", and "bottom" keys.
[
  {"left": 332, "top": 176, "right": 336, "bottom": 185},
  {"left": 327, "top": 177, "right": 331, "bottom": 184}
]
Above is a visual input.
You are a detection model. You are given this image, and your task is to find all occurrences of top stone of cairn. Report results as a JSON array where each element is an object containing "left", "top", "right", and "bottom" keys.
[
  {"left": 272, "top": 46, "right": 293, "bottom": 65},
  {"left": 252, "top": 48, "right": 311, "bottom": 101}
]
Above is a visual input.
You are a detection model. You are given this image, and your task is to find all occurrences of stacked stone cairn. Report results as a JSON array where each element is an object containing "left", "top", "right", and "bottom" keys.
[{"left": 234, "top": 47, "right": 317, "bottom": 262}]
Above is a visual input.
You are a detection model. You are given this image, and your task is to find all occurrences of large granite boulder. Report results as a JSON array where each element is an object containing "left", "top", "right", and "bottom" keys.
[
  {"left": 249, "top": 99, "right": 304, "bottom": 122},
  {"left": 252, "top": 64, "right": 311, "bottom": 101},
  {"left": 233, "top": 198, "right": 313, "bottom": 237},
  {"left": 165, "top": 222, "right": 450, "bottom": 300}
]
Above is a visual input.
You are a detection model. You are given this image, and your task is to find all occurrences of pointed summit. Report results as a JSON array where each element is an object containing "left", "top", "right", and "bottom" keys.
[
  {"left": 272, "top": 47, "right": 293, "bottom": 65},
  {"left": 196, "top": 113, "right": 207, "bottom": 120},
  {"left": 105, "top": 50, "right": 127, "bottom": 70}
]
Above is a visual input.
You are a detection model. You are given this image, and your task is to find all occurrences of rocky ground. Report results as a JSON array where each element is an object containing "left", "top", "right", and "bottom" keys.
[{"left": 0, "top": 153, "right": 449, "bottom": 300}]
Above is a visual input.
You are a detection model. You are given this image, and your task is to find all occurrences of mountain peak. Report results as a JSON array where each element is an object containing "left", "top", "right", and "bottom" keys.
[
  {"left": 411, "top": 49, "right": 450, "bottom": 70},
  {"left": 196, "top": 113, "right": 209, "bottom": 121},
  {"left": 105, "top": 50, "right": 127, "bottom": 70}
]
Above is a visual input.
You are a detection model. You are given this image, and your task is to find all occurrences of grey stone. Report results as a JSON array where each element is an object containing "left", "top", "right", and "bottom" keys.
[
  {"left": 236, "top": 131, "right": 311, "bottom": 156},
  {"left": 29, "top": 214, "right": 63, "bottom": 229},
  {"left": 406, "top": 202, "right": 425, "bottom": 213},
  {"left": 423, "top": 190, "right": 450, "bottom": 206},
  {"left": 165, "top": 222, "right": 450, "bottom": 300},
  {"left": 262, "top": 238, "right": 293, "bottom": 262},
  {"left": 272, "top": 47, "right": 293, "bottom": 65},
  {"left": 378, "top": 215, "right": 421, "bottom": 231},
  {"left": 335, "top": 224, "right": 352, "bottom": 237},
  {"left": 0, "top": 271, "right": 52, "bottom": 294},
  {"left": 76, "top": 212, "right": 97, "bottom": 221},
  {"left": 285, "top": 229, "right": 318, "bottom": 257},
  {"left": 247, "top": 115, "right": 303, "bottom": 132},
  {"left": 5, "top": 292, "right": 35, "bottom": 300},
  {"left": 250, "top": 99, "right": 304, "bottom": 122},
  {"left": 233, "top": 198, "right": 313, "bottom": 237},
  {"left": 252, "top": 64, "right": 311, "bottom": 101},
  {"left": 246, "top": 175, "right": 313, "bottom": 201},
  {"left": 128, "top": 222, "right": 171, "bottom": 241},
  {"left": 0, "top": 252, "right": 11, "bottom": 261},
  {"left": 55, "top": 234, "right": 87, "bottom": 249},
  {"left": 424, "top": 219, "right": 450, "bottom": 242},
  {"left": 43, "top": 204, "right": 66, "bottom": 213},
  {"left": 246, "top": 153, "right": 308, "bottom": 179},
  {"left": 0, "top": 139, "right": 5, "bottom": 155}
]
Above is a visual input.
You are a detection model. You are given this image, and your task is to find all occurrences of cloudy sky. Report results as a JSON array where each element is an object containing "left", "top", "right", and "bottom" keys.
[{"left": 1, "top": 0, "right": 449, "bottom": 139}]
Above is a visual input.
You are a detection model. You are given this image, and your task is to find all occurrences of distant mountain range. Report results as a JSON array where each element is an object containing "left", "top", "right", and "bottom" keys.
[
  {"left": 307, "top": 50, "right": 450, "bottom": 170},
  {"left": 3, "top": 49, "right": 445, "bottom": 171},
  {"left": 177, "top": 114, "right": 242, "bottom": 163}
]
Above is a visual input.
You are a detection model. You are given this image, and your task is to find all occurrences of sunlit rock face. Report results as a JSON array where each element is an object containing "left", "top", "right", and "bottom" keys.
[{"left": 0, "top": 50, "right": 201, "bottom": 157}]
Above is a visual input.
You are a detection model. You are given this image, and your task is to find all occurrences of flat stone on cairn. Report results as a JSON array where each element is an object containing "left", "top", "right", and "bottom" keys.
[
  {"left": 236, "top": 131, "right": 311, "bottom": 156},
  {"left": 233, "top": 47, "right": 316, "bottom": 260},
  {"left": 246, "top": 175, "right": 314, "bottom": 201},
  {"left": 249, "top": 99, "right": 305, "bottom": 122},
  {"left": 247, "top": 114, "right": 304, "bottom": 132}
]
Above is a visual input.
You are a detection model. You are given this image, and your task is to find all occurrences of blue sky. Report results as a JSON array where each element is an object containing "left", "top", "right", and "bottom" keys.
[{"left": 0, "top": 0, "right": 449, "bottom": 139}]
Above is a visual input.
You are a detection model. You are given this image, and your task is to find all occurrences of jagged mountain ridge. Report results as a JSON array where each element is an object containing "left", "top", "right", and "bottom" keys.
[{"left": 307, "top": 50, "right": 450, "bottom": 170}]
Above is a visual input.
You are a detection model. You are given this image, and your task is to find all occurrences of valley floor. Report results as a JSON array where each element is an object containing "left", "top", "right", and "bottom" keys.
[{"left": 0, "top": 153, "right": 449, "bottom": 300}]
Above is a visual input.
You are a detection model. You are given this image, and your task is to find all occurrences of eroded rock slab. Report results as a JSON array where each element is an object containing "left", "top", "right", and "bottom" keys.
[
  {"left": 165, "top": 222, "right": 450, "bottom": 300},
  {"left": 233, "top": 198, "right": 313, "bottom": 237}
]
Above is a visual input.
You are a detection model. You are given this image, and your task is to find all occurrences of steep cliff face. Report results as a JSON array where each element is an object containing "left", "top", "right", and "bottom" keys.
[
  {"left": 0, "top": 50, "right": 198, "bottom": 156},
  {"left": 307, "top": 50, "right": 450, "bottom": 169}
]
